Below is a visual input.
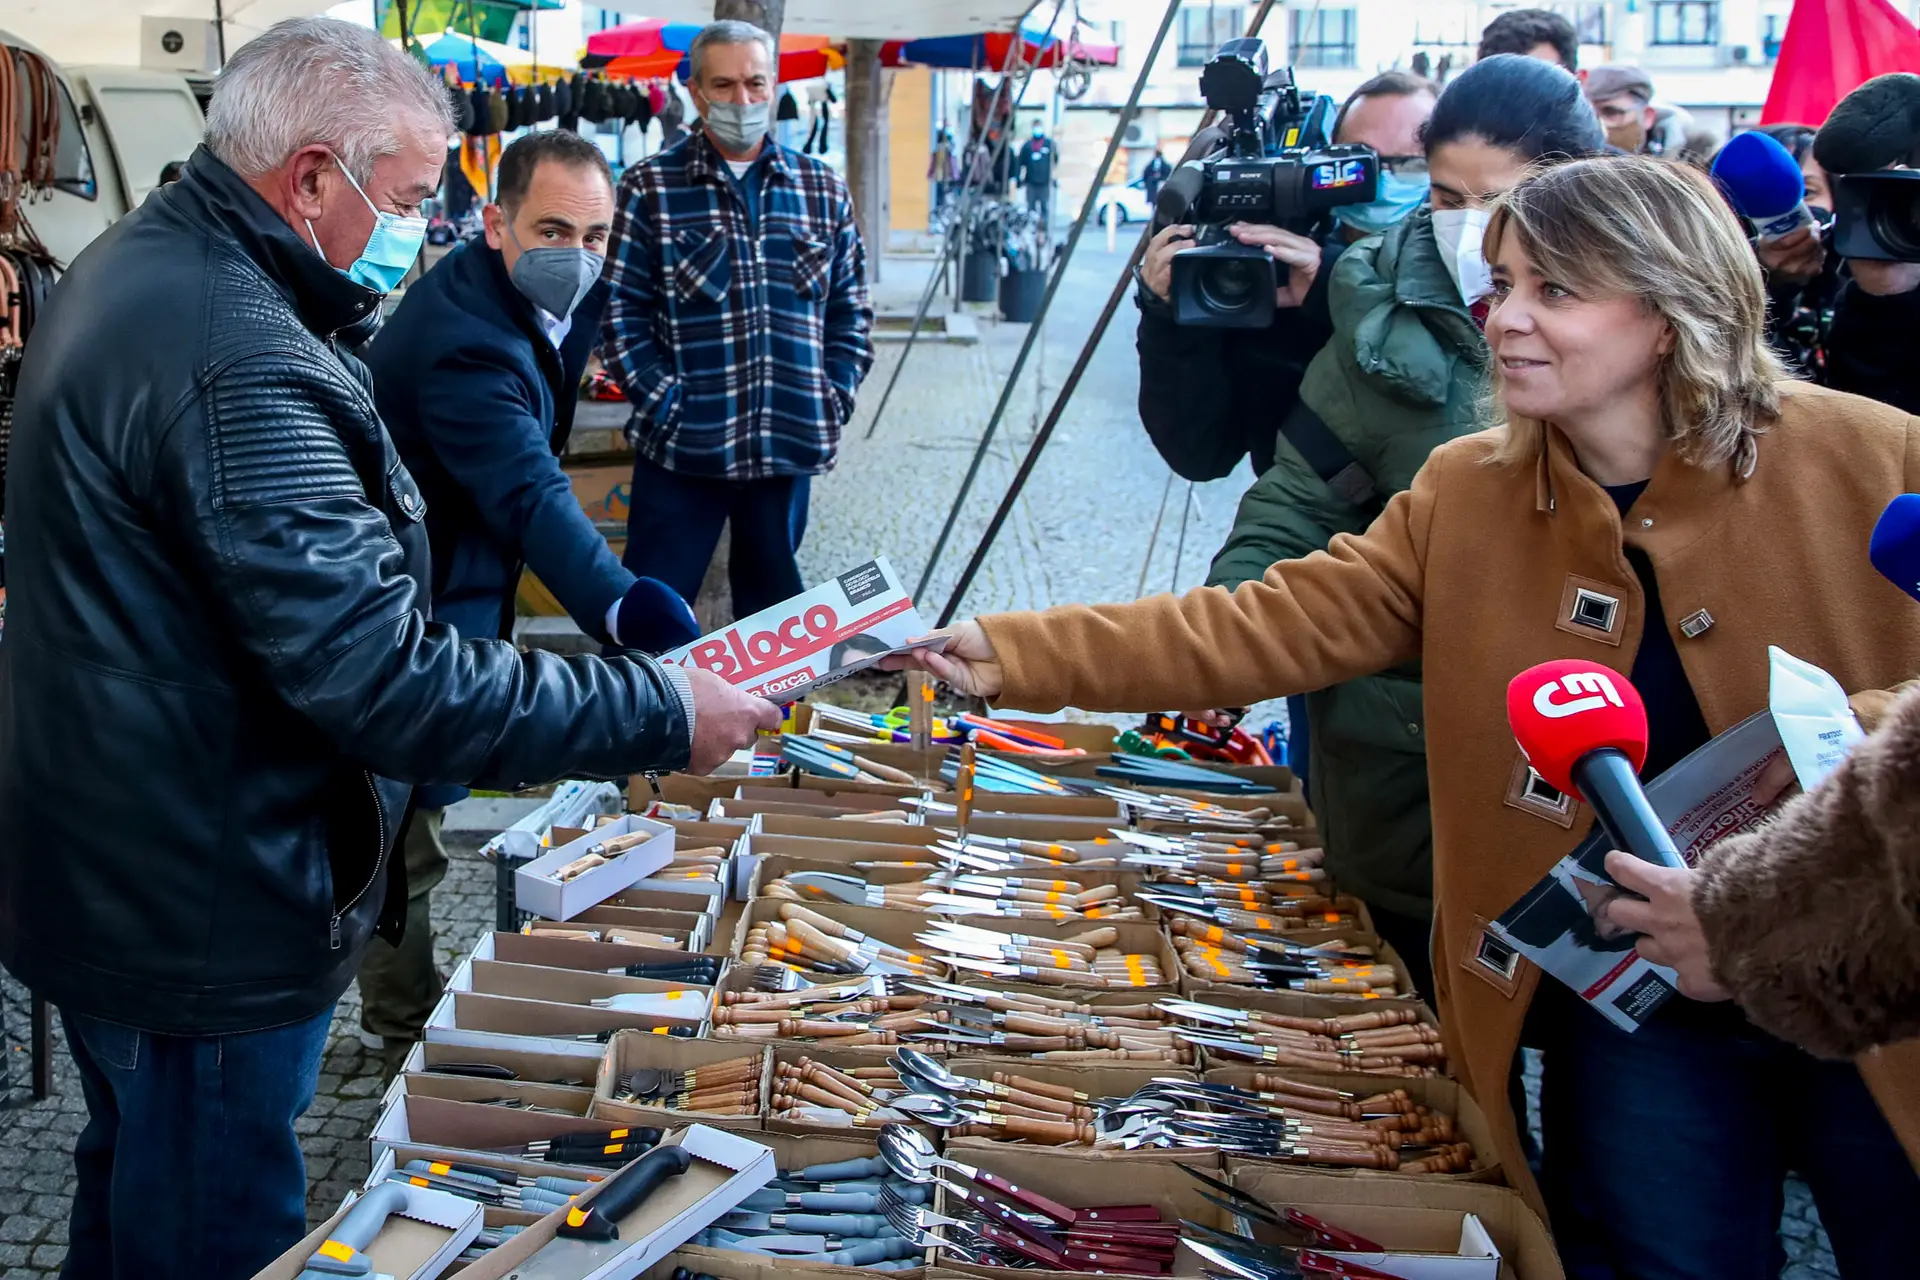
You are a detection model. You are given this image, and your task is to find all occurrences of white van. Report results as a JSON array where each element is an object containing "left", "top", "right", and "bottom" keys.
[{"left": 3, "top": 30, "right": 207, "bottom": 265}]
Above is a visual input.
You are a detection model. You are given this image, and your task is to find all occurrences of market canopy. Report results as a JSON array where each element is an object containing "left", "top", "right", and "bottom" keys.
[
  {"left": 381, "top": 0, "right": 561, "bottom": 46},
  {"left": 583, "top": 18, "right": 839, "bottom": 82},
  {"left": 585, "top": 1, "right": 1042, "bottom": 42},
  {"left": 881, "top": 27, "right": 1117, "bottom": 70},
  {"left": 418, "top": 30, "right": 570, "bottom": 84}
]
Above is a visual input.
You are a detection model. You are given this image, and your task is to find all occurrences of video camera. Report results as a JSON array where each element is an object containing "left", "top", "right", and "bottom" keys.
[
  {"left": 1156, "top": 39, "right": 1379, "bottom": 328},
  {"left": 1831, "top": 171, "right": 1920, "bottom": 262}
]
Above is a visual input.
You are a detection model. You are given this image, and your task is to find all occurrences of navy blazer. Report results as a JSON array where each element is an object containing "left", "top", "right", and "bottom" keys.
[{"left": 367, "top": 240, "right": 632, "bottom": 651}]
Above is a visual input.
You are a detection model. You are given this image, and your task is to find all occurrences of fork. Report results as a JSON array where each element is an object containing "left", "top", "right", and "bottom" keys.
[
  {"left": 878, "top": 1184, "right": 968, "bottom": 1247},
  {"left": 747, "top": 967, "right": 902, "bottom": 996}
]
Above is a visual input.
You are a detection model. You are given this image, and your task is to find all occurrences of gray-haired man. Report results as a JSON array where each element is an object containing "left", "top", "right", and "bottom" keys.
[{"left": 0, "top": 18, "right": 777, "bottom": 1274}]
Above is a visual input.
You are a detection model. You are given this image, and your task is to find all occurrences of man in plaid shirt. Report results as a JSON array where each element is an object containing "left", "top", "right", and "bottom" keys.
[{"left": 602, "top": 20, "right": 874, "bottom": 617}]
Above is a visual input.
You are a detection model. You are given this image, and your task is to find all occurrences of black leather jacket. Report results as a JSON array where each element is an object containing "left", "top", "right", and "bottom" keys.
[{"left": 0, "top": 148, "right": 693, "bottom": 1036}]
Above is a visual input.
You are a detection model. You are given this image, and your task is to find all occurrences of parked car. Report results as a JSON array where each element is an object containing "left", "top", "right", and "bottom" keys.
[{"left": 1095, "top": 182, "right": 1154, "bottom": 226}]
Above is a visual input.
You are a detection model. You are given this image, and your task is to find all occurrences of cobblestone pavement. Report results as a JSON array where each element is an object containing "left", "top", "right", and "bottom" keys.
[{"left": 0, "top": 235, "right": 1837, "bottom": 1274}]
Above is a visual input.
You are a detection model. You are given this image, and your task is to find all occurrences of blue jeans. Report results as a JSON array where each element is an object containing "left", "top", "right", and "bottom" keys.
[
  {"left": 1538, "top": 993, "right": 1918, "bottom": 1278},
  {"left": 623, "top": 454, "right": 812, "bottom": 620},
  {"left": 59, "top": 1005, "right": 332, "bottom": 1280}
]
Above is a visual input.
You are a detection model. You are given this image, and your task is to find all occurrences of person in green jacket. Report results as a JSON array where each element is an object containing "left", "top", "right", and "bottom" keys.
[{"left": 1205, "top": 56, "right": 1605, "bottom": 996}]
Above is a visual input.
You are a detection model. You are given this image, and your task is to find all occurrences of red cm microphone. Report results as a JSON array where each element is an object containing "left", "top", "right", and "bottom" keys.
[{"left": 1505, "top": 660, "right": 1687, "bottom": 870}]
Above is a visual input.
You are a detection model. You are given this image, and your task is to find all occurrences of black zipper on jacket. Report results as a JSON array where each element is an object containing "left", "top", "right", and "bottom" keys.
[{"left": 331, "top": 770, "right": 391, "bottom": 949}]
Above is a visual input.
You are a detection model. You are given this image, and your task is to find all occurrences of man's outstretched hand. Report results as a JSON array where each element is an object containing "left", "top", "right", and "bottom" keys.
[
  {"left": 684, "top": 667, "right": 783, "bottom": 775},
  {"left": 879, "top": 620, "right": 1005, "bottom": 700}
]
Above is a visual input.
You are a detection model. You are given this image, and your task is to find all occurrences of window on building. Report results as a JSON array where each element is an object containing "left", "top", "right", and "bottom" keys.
[
  {"left": 1762, "top": 13, "right": 1786, "bottom": 60},
  {"left": 1290, "top": 6, "right": 1358, "bottom": 69},
  {"left": 1570, "top": 3, "right": 1609, "bottom": 45},
  {"left": 1175, "top": 4, "right": 1244, "bottom": 68},
  {"left": 1651, "top": 1, "right": 1719, "bottom": 46}
]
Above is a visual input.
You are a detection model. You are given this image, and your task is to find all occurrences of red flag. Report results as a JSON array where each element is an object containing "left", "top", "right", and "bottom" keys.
[{"left": 1763, "top": 0, "right": 1920, "bottom": 125}]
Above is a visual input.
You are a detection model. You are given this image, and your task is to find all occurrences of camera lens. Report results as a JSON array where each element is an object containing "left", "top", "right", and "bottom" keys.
[
  {"left": 1198, "top": 258, "right": 1261, "bottom": 315},
  {"left": 1869, "top": 183, "right": 1920, "bottom": 260}
]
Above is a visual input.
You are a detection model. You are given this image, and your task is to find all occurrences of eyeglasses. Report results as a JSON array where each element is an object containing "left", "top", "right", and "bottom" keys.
[{"left": 1380, "top": 154, "right": 1428, "bottom": 176}]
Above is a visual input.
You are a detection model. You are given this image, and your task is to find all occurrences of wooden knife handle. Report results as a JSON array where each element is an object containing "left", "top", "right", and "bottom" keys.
[
  {"left": 990, "top": 1072, "right": 1086, "bottom": 1104},
  {"left": 987, "top": 1114, "right": 1092, "bottom": 1145}
]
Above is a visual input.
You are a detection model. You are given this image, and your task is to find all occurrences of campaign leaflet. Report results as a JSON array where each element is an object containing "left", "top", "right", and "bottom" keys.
[
  {"left": 1487, "top": 712, "right": 1785, "bottom": 1032},
  {"left": 658, "top": 556, "right": 945, "bottom": 702}
]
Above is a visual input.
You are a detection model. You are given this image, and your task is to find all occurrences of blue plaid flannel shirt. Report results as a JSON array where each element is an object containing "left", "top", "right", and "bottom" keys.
[{"left": 601, "top": 131, "right": 875, "bottom": 481}]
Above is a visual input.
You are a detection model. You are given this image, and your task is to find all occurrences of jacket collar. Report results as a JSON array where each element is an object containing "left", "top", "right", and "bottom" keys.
[
  {"left": 1383, "top": 208, "right": 1482, "bottom": 351},
  {"left": 165, "top": 146, "right": 384, "bottom": 340},
  {"left": 1535, "top": 419, "right": 1745, "bottom": 558},
  {"left": 683, "top": 126, "right": 792, "bottom": 188}
]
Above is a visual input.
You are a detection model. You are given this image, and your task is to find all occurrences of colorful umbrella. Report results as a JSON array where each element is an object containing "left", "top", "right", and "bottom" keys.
[
  {"left": 881, "top": 28, "right": 1119, "bottom": 71},
  {"left": 582, "top": 18, "right": 842, "bottom": 82}
]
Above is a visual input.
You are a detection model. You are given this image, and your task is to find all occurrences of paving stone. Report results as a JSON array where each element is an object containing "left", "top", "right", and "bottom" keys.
[
  {"left": 0, "top": 1218, "right": 45, "bottom": 1245},
  {"left": 0, "top": 1247, "right": 26, "bottom": 1268},
  {"left": 23, "top": 1249, "right": 58, "bottom": 1271}
]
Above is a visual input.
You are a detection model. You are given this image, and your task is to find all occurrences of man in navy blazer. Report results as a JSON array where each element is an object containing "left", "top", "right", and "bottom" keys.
[{"left": 364, "top": 129, "right": 697, "bottom": 1072}]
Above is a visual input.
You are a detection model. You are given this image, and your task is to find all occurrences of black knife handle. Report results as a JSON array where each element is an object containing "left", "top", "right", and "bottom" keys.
[
  {"left": 557, "top": 1144, "right": 693, "bottom": 1242},
  {"left": 425, "top": 1062, "right": 518, "bottom": 1080}
]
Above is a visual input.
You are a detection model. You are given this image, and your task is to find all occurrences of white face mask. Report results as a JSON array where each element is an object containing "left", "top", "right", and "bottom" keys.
[{"left": 1430, "top": 207, "right": 1494, "bottom": 306}]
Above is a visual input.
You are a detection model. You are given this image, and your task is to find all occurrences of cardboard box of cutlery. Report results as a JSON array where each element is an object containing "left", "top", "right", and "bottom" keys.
[
  {"left": 455, "top": 959, "right": 717, "bottom": 1022},
  {"left": 936, "top": 1058, "right": 1200, "bottom": 1161},
  {"left": 1209, "top": 1068, "right": 1502, "bottom": 1186},
  {"left": 456, "top": 1125, "right": 780, "bottom": 1280},
  {"left": 590, "top": 1032, "right": 769, "bottom": 1131},
  {"left": 1176, "top": 990, "right": 1448, "bottom": 1078},
  {"left": 1224, "top": 1167, "right": 1563, "bottom": 1279},
  {"left": 362, "top": 1143, "right": 593, "bottom": 1230},
  {"left": 252, "top": 1177, "right": 482, "bottom": 1280},
  {"left": 369, "top": 1137, "right": 617, "bottom": 1189},
  {"left": 1177, "top": 934, "right": 1415, "bottom": 1002},
  {"left": 463, "top": 930, "right": 725, "bottom": 987},
  {"left": 528, "top": 904, "right": 708, "bottom": 953},
  {"left": 548, "top": 816, "right": 738, "bottom": 910},
  {"left": 703, "top": 979, "right": 937, "bottom": 1068},
  {"left": 749, "top": 850, "right": 1152, "bottom": 922},
  {"left": 641, "top": 1130, "right": 930, "bottom": 1276},
  {"left": 916, "top": 916, "right": 1180, "bottom": 994},
  {"left": 757, "top": 813, "right": 943, "bottom": 848},
  {"left": 425, "top": 990, "right": 706, "bottom": 1057},
  {"left": 731, "top": 899, "right": 952, "bottom": 980},
  {"left": 517, "top": 814, "right": 677, "bottom": 922},
  {"left": 389, "top": 1039, "right": 602, "bottom": 1112},
  {"left": 397, "top": 1067, "right": 595, "bottom": 1120},
  {"left": 763, "top": 1042, "right": 945, "bottom": 1135},
  {"left": 926, "top": 1143, "right": 1224, "bottom": 1280},
  {"left": 373, "top": 1085, "right": 669, "bottom": 1167},
  {"left": 630, "top": 772, "right": 770, "bottom": 816}
]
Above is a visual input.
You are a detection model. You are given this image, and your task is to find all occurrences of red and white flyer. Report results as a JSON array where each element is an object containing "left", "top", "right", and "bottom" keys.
[{"left": 658, "top": 557, "right": 945, "bottom": 702}]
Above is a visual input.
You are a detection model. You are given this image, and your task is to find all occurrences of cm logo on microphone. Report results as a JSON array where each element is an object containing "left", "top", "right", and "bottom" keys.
[{"left": 1532, "top": 670, "right": 1626, "bottom": 719}]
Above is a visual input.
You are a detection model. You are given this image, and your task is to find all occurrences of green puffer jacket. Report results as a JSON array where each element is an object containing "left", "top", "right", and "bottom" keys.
[{"left": 1206, "top": 207, "right": 1487, "bottom": 918}]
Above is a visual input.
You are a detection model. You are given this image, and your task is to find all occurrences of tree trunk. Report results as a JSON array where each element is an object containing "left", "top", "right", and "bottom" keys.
[
  {"left": 844, "top": 38, "right": 889, "bottom": 284},
  {"left": 714, "top": 0, "right": 784, "bottom": 40}
]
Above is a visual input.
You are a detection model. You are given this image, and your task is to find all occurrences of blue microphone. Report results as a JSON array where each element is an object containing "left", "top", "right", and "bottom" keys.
[
  {"left": 1712, "top": 129, "right": 1814, "bottom": 241},
  {"left": 615, "top": 576, "right": 702, "bottom": 654},
  {"left": 1870, "top": 493, "right": 1920, "bottom": 604}
]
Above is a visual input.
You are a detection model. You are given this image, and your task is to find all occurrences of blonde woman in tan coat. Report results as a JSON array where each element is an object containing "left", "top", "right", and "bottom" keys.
[{"left": 890, "top": 157, "right": 1920, "bottom": 1276}]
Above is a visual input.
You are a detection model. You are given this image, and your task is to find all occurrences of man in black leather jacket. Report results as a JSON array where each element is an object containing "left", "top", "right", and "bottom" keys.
[{"left": 0, "top": 19, "right": 776, "bottom": 1277}]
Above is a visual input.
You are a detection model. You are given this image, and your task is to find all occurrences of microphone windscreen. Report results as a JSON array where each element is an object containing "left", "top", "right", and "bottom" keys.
[
  {"left": 1814, "top": 73, "right": 1920, "bottom": 175},
  {"left": 618, "top": 577, "right": 702, "bottom": 654},
  {"left": 1506, "top": 660, "right": 1650, "bottom": 797},
  {"left": 1712, "top": 130, "right": 1805, "bottom": 220},
  {"left": 1870, "top": 493, "right": 1920, "bottom": 604}
]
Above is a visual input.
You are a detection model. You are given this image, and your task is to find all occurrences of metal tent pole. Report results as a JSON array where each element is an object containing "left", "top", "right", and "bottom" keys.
[
  {"left": 860, "top": 2, "right": 1066, "bottom": 442},
  {"left": 931, "top": 0, "right": 1280, "bottom": 625},
  {"left": 914, "top": 0, "right": 1186, "bottom": 606}
]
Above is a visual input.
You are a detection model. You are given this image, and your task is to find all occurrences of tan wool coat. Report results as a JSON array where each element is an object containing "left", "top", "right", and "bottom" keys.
[{"left": 979, "top": 382, "right": 1920, "bottom": 1212}]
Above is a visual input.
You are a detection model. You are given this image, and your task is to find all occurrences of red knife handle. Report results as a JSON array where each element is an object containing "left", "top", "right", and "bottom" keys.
[
  {"left": 1287, "top": 1208, "right": 1384, "bottom": 1252},
  {"left": 974, "top": 1220, "right": 1068, "bottom": 1267},
  {"left": 954, "top": 1187, "right": 1066, "bottom": 1256},
  {"left": 1299, "top": 1252, "right": 1400, "bottom": 1280},
  {"left": 973, "top": 1171, "right": 1078, "bottom": 1224},
  {"left": 1074, "top": 1204, "right": 1167, "bottom": 1223},
  {"left": 1061, "top": 1246, "right": 1169, "bottom": 1274}
]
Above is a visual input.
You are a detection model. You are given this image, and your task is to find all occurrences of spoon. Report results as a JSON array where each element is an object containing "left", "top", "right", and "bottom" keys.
[{"left": 876, "top": 1124, "right": 1080, "bottom": 1225}]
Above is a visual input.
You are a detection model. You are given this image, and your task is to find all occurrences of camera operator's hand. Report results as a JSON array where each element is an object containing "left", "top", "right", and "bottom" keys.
[
  {"left": 1848, "top": 259, "right": 1920, "bottom": 296},
  {"left": 1229, "top": 223, "right": 1322, "bottom": 309},
  {"left": 1756, "top": 225, "right": 1824, "bottom": 287},
  {"left": 1141, "top": 223, "right": 1194, "bottom": 302}
]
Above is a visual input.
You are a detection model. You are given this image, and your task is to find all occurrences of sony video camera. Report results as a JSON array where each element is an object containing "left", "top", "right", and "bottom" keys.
[
  {"left": 1831, "top": 170, "right": 1920, "bottom": 262},
  {"left": 1156, "top": 39, "right": 1379, "bottom": 328}
]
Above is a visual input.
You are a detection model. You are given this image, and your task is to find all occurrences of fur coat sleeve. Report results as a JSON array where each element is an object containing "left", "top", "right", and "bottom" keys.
[{"left": 1694, "top": 685, "right": 1920, "bottom": 1058}]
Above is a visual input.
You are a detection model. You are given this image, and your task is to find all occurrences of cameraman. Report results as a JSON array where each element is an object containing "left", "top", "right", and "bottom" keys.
[
  {"left": 1202, "top": 56, "right": 1604, "bottom": 997},
  {"left": 1811, "top": 75, "right": 1920, "bottom": 416},
  {"left": 1134, "top": 70, "right": 1437, "bottom": 484}
]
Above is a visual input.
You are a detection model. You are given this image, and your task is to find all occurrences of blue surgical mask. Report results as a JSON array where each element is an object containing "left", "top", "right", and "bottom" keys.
[
  {"left": 306, "top": 152, "right": 428, "bottom": 295},
  {"left": 1331, "top": 169, "right": 1432, "bottom": 235}
]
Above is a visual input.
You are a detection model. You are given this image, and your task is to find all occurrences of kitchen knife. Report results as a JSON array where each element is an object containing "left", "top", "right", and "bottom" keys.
[{"left": 504, "top": 1143, "right": 693, "bottom": 1277}]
